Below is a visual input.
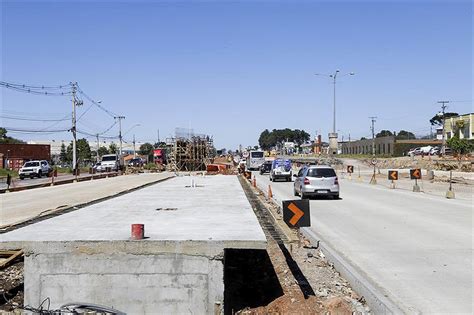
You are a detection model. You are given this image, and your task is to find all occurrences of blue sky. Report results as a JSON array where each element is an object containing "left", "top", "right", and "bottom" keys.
[{"left": 1, "top": 0, "right": 472, "bottom": 149}]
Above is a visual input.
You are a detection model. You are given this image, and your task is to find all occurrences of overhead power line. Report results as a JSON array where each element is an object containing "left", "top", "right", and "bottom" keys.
[
  {"left": 0, "top": 81, "right": 72, "bottom": 96},
  {"left": 0, "top": 114, "right": 71, "bottom": 122},
  {"left": 76, "top": 85, "right": 117, "bottom": 118},
  {"left": 4, "top": 127, "right": 70, "bottom": 134}
]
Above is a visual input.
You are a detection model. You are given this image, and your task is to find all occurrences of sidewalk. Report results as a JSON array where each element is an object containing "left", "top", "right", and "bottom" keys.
[{"left": 0, "top": 172, "right": 173, "bottom": 230}]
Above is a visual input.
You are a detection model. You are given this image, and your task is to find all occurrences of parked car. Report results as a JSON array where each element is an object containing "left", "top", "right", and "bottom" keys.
[
  {"left": 19, "top": 160, "right": 52, "bottom": 179},
  {"left": 293, "top": 165, "right": 339, "bottom": 199},
  {"left": 429, "top": 147, "right": 441, "bottom": 155},
  {"left": 408, "top": 147, "right": 422, "bottom": 156},
  {"left": 259, "top": 161, "right": 272, "bottom": 174},
  {"left": 128, "top": 158, "right": 143, "bottom": 167},
  {"left": 93, "top": 162, "right": 103, "bottom": 172},
  {"left": 269, "top": 159, "right": 292, "bottom": 182}
]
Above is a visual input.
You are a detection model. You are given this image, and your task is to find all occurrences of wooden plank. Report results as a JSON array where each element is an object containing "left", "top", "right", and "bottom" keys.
[
  {"left": 0, "top": 250, "right": 23, "bottom": 269},
  {"left": 0, "top": 250, "right": 22, "bottom": 256}
]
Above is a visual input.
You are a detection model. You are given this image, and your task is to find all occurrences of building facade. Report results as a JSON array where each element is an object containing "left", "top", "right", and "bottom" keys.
[{"left": 444, "top": 113, "right": 473, "bottom": 140}]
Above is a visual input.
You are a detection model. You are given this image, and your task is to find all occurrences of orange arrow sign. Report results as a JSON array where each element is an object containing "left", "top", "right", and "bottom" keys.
[
  {"left": 390, "top": 171, "right": 398, "bottom": 180},
  {"left": 288, "top": 202, "right": 304, "bottom": 226},
  {"left": 413, "top": 169, "right": 420, "bottom": 178}
]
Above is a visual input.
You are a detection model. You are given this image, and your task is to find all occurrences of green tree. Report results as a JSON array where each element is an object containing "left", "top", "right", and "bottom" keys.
[
  {"left": 139, "top": 142, "right": 154, "bottom": 161},
  {"left": 0, "top": 127, "right": 25, "bottom": 144},
  {"left": 447, "top": 135, "right": 472, "bottom": 156},
  {"left": 154, "top": 142, "right": 167, "bottom": 148},
  {"left": 66, "top": 139, "right": 92, "bottom": 166},
  {"left": 430, "top": 112, "right": 458, "bottom": 126},
  {"left": 109, "top": 143, "right": 118, "bottom": 154},
  {"left": 59, "top": 143, "right": 68, "bottom": 163},
  {"left": 396, "top": 130, "right": 416, "bottom": 140},
  {"left": 376, "top": 130, "right": 393, "bottom": 138},
  {"left": 98, "top": 146, "right": 109, "bottom": 157},
  {"left": 258, "top": 128, "right": 310, "bottom": 150}
]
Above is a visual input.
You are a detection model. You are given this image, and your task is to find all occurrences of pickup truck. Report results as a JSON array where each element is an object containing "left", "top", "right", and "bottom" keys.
[{"left": 19, "top": 160, "right": 52, "bottom": 179}]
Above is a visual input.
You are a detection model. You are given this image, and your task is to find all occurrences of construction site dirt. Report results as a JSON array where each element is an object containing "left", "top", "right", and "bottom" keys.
[{"left": 237, "top": 176, "right": 369, "bottom": 314}]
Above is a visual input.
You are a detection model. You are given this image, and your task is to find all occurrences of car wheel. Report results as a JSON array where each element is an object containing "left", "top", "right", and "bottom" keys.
[
  {"left": 334, "top": 194, "right": 339, "bottom": 200},
  {"left": 19, "top": 176, "right": 24, "bottom": 180},
  {"left": 37, "top": 171, "right": 42, "bottom": 178}
]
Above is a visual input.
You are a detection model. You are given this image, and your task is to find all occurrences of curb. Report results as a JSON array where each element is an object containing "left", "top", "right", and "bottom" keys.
[{"left": 301, "top": 228, "right": 408, "bottom": 314}]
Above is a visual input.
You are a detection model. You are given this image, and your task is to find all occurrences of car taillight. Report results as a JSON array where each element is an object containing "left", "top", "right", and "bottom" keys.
[
  {"left": 334, "top": 177, "right": 339, "bottom": 185},
  {"left": 304, "top": 177, "right": 310, "bottom": 185}
]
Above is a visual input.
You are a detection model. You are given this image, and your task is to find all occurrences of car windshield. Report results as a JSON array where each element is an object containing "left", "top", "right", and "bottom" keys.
[
  {"left": 307, "top": 168, "right": 336, "bottom": 178},
  {"left": 24, "top": 162, "right": 39, "bottom": 167},
  {"left": 102, "top": 156, "right": 117, "bottom": 161},
  {"left": 251, "top": 152, "right": 264, "bottom": 158}
]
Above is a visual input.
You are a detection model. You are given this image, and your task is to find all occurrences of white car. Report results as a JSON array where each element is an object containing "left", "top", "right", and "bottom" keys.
[
  {"left": 19, "top": 160, "right": 52, "bottom": 179},
  {"left": 293, "top": 165, "right": 339, "bottom": 199}
]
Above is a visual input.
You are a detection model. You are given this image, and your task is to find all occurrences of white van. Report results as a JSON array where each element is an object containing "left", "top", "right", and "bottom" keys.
[{"left": 100, "top": 154, "right": 124, "bottom": 171}]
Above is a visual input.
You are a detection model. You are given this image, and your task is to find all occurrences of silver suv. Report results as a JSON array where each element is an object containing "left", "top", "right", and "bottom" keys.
[
  {"left": 293, "top": 165, "right": 339, "bottom": 199},
  {"left": 19, "top": 160, "right": 52, "bottom": 179}
]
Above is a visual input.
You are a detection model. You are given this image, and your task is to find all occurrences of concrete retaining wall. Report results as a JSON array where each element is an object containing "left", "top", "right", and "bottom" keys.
[{"left": 18, "top": 241, "right": 226, "bottom": 314}]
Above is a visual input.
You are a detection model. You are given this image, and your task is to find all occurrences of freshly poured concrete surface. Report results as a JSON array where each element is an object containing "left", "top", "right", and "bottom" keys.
[
  {"left": 1, "top": 175, "right": 266, "bottom": 243},
  {"left": 0, "top": 172, "right": 173, "bottom": 228},
  {"left": 253, "top": 171, "right": 472, "bottom": 314},
  {"left": 1, "top": 175, "right": 267, "bottom": 314}
]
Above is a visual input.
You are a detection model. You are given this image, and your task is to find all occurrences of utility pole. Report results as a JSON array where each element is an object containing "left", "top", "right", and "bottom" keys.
[
  {"left": 369, "top": 116, "right": 377, "bottom": 184},
  {"left": 438, "top": 101, "right": 449, "bottom": 155},
  {"left": 96, "top": 134, "right": 100, "bottom": 163},
  {"left": 70, "top": 82, "right": 82, "bottom": 174},
  {"left": 133, "top": 134, "right": 136, "bottom": 158},
  {"left": 370, "top": 117, "right": 377, "bottom": 155},
  {"left": 115, "top": 116, "right": 125, "bottom": 156}
]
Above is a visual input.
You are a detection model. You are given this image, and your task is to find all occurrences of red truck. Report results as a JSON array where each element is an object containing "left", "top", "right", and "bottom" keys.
[{"left": 153, "top": 149, "right": 166, "bottom": 165}]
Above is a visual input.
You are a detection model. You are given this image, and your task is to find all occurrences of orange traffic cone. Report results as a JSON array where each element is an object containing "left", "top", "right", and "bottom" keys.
[{"left": 268, "top": 185, "right": 273, "bottom": 198}]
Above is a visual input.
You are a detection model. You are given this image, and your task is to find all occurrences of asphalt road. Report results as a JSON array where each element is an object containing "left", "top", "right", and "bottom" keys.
[{"left": 253, "top": 171, "right": 472, "bottom": 314}]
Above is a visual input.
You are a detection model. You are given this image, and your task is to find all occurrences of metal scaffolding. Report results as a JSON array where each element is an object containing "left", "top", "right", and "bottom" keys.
[{"left": 166, "top": 128, "right": 215, "bottom": 172}]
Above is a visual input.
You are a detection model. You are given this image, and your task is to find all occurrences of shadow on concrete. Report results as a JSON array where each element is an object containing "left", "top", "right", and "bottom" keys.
[
  {"left": 278, "top": 244, "right": 316, "bottom": 298},
  {"left": 224, "top": 249, "right": 283, "bottom": 315}
]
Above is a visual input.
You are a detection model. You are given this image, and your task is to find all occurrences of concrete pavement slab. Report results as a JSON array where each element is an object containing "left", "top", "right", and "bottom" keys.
[{"left": 0, "top": 172, "right": 173, "bottom": 229}]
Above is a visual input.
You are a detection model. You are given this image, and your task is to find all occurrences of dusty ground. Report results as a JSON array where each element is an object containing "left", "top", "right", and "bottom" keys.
[
  {"left": 0, "top": 259, "right": 23, "bottom": 312},
  {"left": 238, "top": 236, "right": 368, "bottom": 315},
  {"left": 360, "top": 155, "right": 473, "bottom": 172}
]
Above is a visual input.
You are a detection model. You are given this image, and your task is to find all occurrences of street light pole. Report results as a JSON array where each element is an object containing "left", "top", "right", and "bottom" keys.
[
  {"left": 332, "top": 71, "right": 338, "bottom": 134},
  {"left": 315, "top": 70, "right": 354, "bottom": 155}
]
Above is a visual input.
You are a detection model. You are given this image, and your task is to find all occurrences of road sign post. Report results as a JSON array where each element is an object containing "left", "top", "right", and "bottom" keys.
[
  {"left": 282, "top": 200, "right": 310, "bottom": 228},
  {"left": 388, "top": 170, "right": 398, "bottom": 189},
  {"left": 347, "top": 165, "right": 353, "bottom": 180},
  {"left": 369, "top": 158, "right": 377, "bottom": 184},
  {"left": 446, "top": 170, "right": 455, "bottom": 199},
  {"left": 410, "top": 169, "right": 421, "bottom": 192}
]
